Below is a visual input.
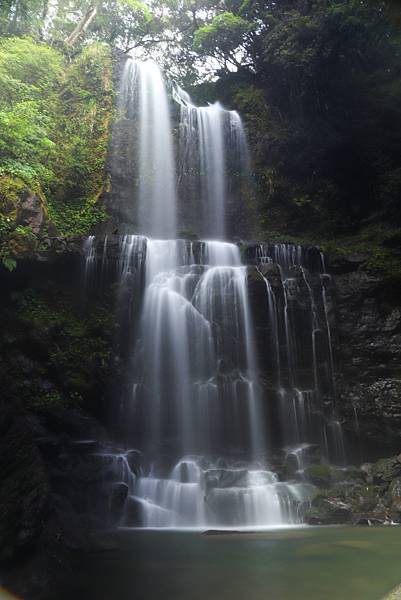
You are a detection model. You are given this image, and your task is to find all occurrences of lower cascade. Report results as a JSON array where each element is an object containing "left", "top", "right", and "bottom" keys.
[
  {"left": 134, "top": 457, "right": 313, "bottom": 528},
  {"left": 84, "top": 237, "right": 339, "bottom": 529}
]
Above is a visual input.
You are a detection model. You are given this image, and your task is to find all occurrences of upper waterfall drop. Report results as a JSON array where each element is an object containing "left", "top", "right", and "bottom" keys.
[
  {"left": 176, "top": 86, "right": 251, "bottom": 239},
  {"left": 112, "top": 57, "right": 251, "bottom": 238},
  {"left": 120, "top": 58, "right": 177, "bottom": 238}
]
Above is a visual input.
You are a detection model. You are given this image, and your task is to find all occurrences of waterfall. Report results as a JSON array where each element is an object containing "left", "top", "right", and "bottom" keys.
[
  {"left": 82, "top": 236, "right": 343, "bottom": 528},
  {"left": 253, "top": 243, "right": 345, "bottom": 464},
  {"left": 114, "top": 60, "right": 250, "bottom": 238},
  {"left": 180, "top": 103, "right": 225, "bottom": 237},
  {"left": 177, "top": 87, "right": 250, "bottom": 238},
  {"left": 131, "top": 240, "right": 264, "bottom": 456},
  {"left": 119, "top": 59, "right": 177, "bottom": 238},
  {"left": 111, "top": 239, "right": 312, "bottom": 528},
  {"left": 83, "top": 60, "right": 348, "bottom": 530},
  {"left": 83, "top": 235, "right": 96, "bottom": 295}
]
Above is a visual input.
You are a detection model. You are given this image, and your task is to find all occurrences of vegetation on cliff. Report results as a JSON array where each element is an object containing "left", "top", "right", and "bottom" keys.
[
  {"left": 0, "top": 270, "right": 113, "bottom": 413},
  {"left": 188, "top": 1, "right": 401, "bottom": 276},
  {"left": 0, "top": 37, "right": 112, "bottom": 268}
]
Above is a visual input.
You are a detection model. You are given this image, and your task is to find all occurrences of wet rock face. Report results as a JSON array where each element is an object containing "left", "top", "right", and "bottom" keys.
[
  {"left": 331, "top": 259, "right": 401, "bottom": 452},
  {"left": 244, "top": 243, "right": 401, "bottom": 457}
]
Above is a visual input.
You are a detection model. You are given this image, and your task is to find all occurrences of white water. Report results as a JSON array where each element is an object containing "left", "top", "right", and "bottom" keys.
[
  {"left": 84, "top": 62, "right": 346, "bottom": 530},
  {"left": 121, "top": 59, "right": 177, "bottom": 238},
  {"left": 133, "top": 240, "right": 263, "bottom": 454},
  {"left": 121, "top": 239, "right": 312, "bottom": 527},
  {"left": 255, "top": 243, "right": 345, "bottom": 462},
  {"left": 82, "top": 236, "right": 345, "bottom": 528},
  {"left": 134, "top": 457, "right": 313, "bottom": 528},
  {"left": 177, "top": 87, "right": 249, "bottom": 238}
]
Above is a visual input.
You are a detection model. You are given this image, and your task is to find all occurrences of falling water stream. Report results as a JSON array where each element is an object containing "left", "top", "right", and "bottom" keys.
[
  {"left": 83, "top": 58, "right": 345, "bottom": 529},
  {"left": 119, "top": 59, "right": 177, "bottom": 238}
]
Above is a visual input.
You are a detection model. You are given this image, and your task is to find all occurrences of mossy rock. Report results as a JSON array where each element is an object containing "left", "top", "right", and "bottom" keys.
[
  {"left": 369, "top": 456, "right": 401, "bottom": 484},
  {"left": 0, "top": 175, "right": 48, "bottom": 261},
  {"left": 331, "top": 466, "right": 366, "bottom": 484},
  {"left": 306, "top": 482, "right": 383, "bottom": 524},
  {"left": 304, "top": 494, "right": 352, "bottom": 525},
  {"left": 0, "top": 175, "right": 26, "bottom": 221},
  {"left": 304, "top": 463, "right": 333, "bottom": 487}
]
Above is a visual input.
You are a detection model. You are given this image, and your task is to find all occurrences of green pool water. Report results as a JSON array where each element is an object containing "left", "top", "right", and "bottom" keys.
[{"left": 64, "top": 526, "right": 401, "bottom": 600}]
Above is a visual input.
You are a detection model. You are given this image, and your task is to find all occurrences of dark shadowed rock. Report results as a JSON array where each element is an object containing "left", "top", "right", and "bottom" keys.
[
  {"left": 0, "top": 406, "right": 49, "bottom": 561},
  {"left": 110, "top": 482, "right": 129, "bottom": 517}
]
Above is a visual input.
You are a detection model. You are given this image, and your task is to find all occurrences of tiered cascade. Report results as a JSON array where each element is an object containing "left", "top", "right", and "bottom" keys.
[
  {"left": 83, "top": 237, "right": 341, "bottom": 528},
  {"left": 82, "top": 58, "right": 345, "bottom": 529}
]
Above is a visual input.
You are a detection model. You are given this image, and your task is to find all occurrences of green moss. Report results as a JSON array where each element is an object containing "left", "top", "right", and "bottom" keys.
[
  {"left": 0, "top": 175, "right": 27, "bottom": 217},
  {"left": 0, "top": 175, "right": 45, "bottom": 267},
  {"left": 1, "top": 287, "right": 114, "bottom": 412},
  {"left": 257, "top": 223, "right": 401, "bottom": 282},
  {"left": 304, "top": 464, "right": 333, "bottom": 487},
  {"left": 27, "top": 389, "right": 64, "bottom": 410},
  {"left": 370, "top": 456, "right": 401, "bottom": 484}
]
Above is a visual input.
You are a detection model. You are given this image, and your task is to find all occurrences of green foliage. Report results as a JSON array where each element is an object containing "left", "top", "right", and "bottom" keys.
[
  {"left": 1, "top": 256, "right": 16, "bottom": 271},
  {"left": 0, "top": 1, "right": 401, "bottom": 248},
  {"left": 0, "top": 101, "right": 55, "bottom": 183},
  {"left": 194, "top": 12, "right": 254, "bottom": 66},
  {"left": 0, "top": 38, "right": 62, "bottom": 188},
  {"left": 0, "top": 175, "right": 36, "bottom": 266},
  {"left": 0, "top": 38, "right": 112, "bottom": 245},
  {"left": 118, "top": 0, "right": 153, "bottom": 25},
  {"left": 220, "top": 0, "right": 401, "bottom": 237},
  {"left": 0, "top": 37, "right": 63, "bottom": 94},
  {"left": 47, "top": 43, "right": 112, "bottom": 236},
  {"left": 320, "top": 225, "right": 401, "bottom": 281},
  {"left": 0, "top": 0, "right": 46, "bottom": 37}
]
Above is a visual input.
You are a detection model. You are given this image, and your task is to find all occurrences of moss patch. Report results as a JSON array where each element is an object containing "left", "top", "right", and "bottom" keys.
[{"left": 0, "top": 286, "right": 113, "bottom": 414}]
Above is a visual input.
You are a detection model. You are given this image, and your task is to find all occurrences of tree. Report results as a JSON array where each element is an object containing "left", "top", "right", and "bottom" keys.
[{"left": 193, "top": 11, "right": 256, "bottom": 70}]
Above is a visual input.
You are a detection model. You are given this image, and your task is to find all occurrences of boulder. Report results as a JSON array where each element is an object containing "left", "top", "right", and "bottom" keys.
[
  {"left": 110, "top": 482, "right": 129, "bottom": 518},
  {"left": 369, "top": 456, "right": 401, "bottom": 484},
  {"left": 18, "top": 193, "right": 46, "bottom": 234},
  {"left": 304, "top": 464, "right": 333, "bottom": 487},
  {"left": 124, "top": 496, "right": 142, "bottom": 527}
]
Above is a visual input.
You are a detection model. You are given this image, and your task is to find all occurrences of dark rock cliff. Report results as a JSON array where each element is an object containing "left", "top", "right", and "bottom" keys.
[{"left": 331, "top": 258, "right": 401, "bottom": 456}]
